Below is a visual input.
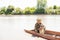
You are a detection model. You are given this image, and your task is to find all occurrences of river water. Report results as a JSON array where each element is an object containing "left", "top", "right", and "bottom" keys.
[{"left": 0, "top": 15, "right": 60, "bottom": 40}]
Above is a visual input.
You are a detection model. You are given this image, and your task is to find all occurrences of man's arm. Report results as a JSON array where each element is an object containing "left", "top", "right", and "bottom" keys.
[
  {"left": 39, "top": 24, "right": 45, "bottom": 30},
  {"left": 35, "top": 23, "right": 37, "bottom": 30}
]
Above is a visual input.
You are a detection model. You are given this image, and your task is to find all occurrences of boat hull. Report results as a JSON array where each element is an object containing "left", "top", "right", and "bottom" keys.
[{"left": 24, "top": 29, "right": 60, "bottom": 40}]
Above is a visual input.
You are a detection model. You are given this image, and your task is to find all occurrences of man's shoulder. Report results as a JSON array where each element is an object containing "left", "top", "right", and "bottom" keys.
[
  {"left": 40, "top": 23, "right": 44, "bottom": 27},
  {"left": 35, "top": 23, "right": 39, "bottom": 26}
]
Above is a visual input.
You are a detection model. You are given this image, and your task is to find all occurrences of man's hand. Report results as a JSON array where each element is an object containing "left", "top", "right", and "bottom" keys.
[{"left": 38, "top": 27, "right": 44, "bottom": 30}]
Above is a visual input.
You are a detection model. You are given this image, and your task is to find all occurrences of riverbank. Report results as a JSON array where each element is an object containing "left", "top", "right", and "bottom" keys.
[{"left": 0, "top": 14, "right": 60, "bottom": 16}]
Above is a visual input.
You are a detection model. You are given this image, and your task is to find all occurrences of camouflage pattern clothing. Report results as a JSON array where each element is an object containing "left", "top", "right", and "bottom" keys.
[{"left": 35, "top": 23, "right": 45, "bottom": 33}]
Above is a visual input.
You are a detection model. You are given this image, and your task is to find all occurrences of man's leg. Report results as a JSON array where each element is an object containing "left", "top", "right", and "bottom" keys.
[{"left": 39, "top": 28, "right": 45, "bottom": 34}]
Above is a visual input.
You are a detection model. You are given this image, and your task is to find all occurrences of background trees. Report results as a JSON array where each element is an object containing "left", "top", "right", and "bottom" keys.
[
  {"left": 12, "top": 8, "right": 22, "bottom": 15},
  {"left": 0, "top": 0, "right": 60, "bottom": 15},
  {"left": 45, "top": 5, "right": 60, "bottom": 15},
  {"left": 23, "top": 7, "right": 36, "bottom": 14},
  {"left": 5, "top": 5, "right": 14, "bottom": 15},
  {"left": 36, "top": 0, "right": 47, "bottom": 14},
  {"left": 0, "top": 5, "right": 60, "bottom": 15},
  {"left": 0, "top": 7, "right": 6, "bottom": 15},
  {"left": 0, "top": 6, "right": 36, "bottom": 15}
]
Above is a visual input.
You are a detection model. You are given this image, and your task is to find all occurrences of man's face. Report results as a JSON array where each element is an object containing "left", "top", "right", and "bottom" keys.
[{"left": 37, "top": 20, "right": 41, "bottom": 23}]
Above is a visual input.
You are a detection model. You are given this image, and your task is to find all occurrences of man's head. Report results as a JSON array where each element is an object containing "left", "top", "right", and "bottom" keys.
[{"left": 36, "top": 18, "right": 42, "bottom": 24}]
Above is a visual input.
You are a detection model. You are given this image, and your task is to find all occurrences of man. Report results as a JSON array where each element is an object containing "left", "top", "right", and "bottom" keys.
[{"left": 35, "top": 18, "right": 45, "bottom": 34}]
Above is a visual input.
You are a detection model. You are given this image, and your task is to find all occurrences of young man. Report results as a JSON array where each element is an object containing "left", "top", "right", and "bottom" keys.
[{"left": 35, "top": 18, "right": 45, "bottom": 34}]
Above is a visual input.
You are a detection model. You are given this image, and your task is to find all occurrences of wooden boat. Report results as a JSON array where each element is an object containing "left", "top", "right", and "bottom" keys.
[{"left": 24, "top": 29, "right": 60, "bottom": 40}]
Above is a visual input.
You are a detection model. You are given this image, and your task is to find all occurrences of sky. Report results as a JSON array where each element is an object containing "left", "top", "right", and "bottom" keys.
[{"left": 0, "top": 0, "right": 60, "bottom": 9}]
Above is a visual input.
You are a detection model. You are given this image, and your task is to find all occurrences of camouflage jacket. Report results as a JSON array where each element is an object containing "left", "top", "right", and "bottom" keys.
[{"left": 35, "top": 23, "right": 44, "bottom": 30}]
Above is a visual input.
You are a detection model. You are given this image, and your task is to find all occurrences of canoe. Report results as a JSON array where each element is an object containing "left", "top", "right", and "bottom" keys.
[
  {"left": 45, "top": 30, "right": 60, "bottom": 36},
  {"left": 24, "top": 29, "right": 60, "bottom": 40}
]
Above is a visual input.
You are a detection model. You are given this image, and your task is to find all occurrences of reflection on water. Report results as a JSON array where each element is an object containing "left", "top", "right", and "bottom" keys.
[{"left": 0, "top": 15, "right": 60, "bottom": 40}]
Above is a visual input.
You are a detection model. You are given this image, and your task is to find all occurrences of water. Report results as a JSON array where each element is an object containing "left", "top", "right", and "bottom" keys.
[{"left": 0, "top": 15, "right": 60, "bottom": 40}]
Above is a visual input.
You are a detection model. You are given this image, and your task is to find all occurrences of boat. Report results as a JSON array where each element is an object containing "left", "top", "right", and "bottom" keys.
[{"left": 24, "top": 29, "right": 60, "bottom": 40}]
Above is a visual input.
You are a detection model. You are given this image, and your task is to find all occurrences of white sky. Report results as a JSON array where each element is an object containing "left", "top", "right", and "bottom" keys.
[{"left": 0, "top": 0, "right": 60, "bottom": 9}]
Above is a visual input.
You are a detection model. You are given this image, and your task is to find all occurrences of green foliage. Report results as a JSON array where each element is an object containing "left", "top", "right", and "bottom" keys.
[
  {"left": 0, "top": 7, "right": 6, "bottom": 14},
  {"left": 37, "top": 0, "right": 47, "bottom": 9},
  {"left": 0, "top": 0, "right": 47, "bottom": 15},
  {"left": 12, "top": 8, "right": 22, "bottom": 15},
  {"left": 24, "top": 7, "right": 31, "bottom": 14},
  {"left": 37, "top": 0, "right": 47, "bottom": 14},
  {"left": 23, "top": 7, "right": 36, "bottom": 14},
  {"left": 0, "top": 5, "right": 60, "bottom": 15},
  {"left": 45, "top": 6, "right": 60, "bottom": 15},
  {"left": 35, "top": 8, "right": 45, "bottom": 14},
  {"left": 53, "top": 5, "right": 57, "bottom": 9},
  {"left": 5, "top": 5, "right": 14, "bottom": 15}
]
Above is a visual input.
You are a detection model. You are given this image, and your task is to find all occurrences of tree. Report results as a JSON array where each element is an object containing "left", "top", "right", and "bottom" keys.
[
  {"left": 29, "top": 7, "right": 36, "bottom": 14},
  {"left": 24, "top": 7, "right": 31, "bottom": 14},
  {"left": 57, "top": 6, "right": 60, "bottom": 9},
  {"left": 0, "top": 7, "right": 6, "bottom": 14},
  {"left": 5, "top": 5, "right": 14, "bottom": 15},
  {"left": 45, "top": 7, "right": 53, "bottom": 14},
  {"left": 35, "top": 8, "right": 45, "bottom": 14},
  {"left": 24, "top": 7, "right": 36, "bottom": 14},
  {"left": 37, "top": 0, "right": 47, "bottom": 9},
  {"left": 36, "top": 0, "right": 47, "bottom": 14},
  {"left": 12, "top": 8, "right": 22, "bottom": 15},
  {"left": 53, "top": 5, "right": 57, "bottom": 9}
]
